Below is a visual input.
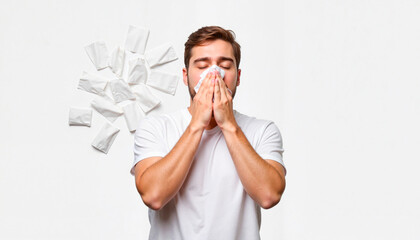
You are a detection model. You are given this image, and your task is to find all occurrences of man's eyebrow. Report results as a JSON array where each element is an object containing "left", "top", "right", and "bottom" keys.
[
  {"left": 218, "top": 57, "right": 234, "bottom": 63},
  {"left": 193, "top": 57, "right": 235, "bottom": 64},
  {"left": 193, "top": 57, "right": 211, "bottom": 64}
]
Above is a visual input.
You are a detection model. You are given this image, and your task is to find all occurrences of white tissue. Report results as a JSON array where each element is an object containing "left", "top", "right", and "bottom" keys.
[
  {"left": 194, "top": 65, "right": 232, "bottom": 96},
  {"left": 127, "top": 58, "right": 148, "bottom": 85},
  {"left": 145, "top": 43, "right": 178, "bottom": 68},
  {"left": 125, "top": 25, "right": 149, "bottom": 54},
  {"left": 91, "top": 122, "right": 120, "bottom": 154},
  {"left": 98, "top": 92, "right": 114, "bottom": 102},
  {"left": 194, "top": 65, "right": 225, "bottom": 93},
  {"left": 109, "top": 79, "right": 136, "bottom": 103},
  {"left": 85, "top": 41, "right": 109, "bottom": 70},
  {"left": 123, "top": 102, "right": 142, "bottom": 132},
  {"left": 131, "top": 83, "right": 161, "bottom": 113},
  {"left": 78, "top": 71, "right": 108, "bottom": 95},
  {"left": 91, "top": 97, "right": 123, "bottom": 122},
  {"left": 68, "top": 107, "right": 92, "bottom": 127},
  {"left": 108, "top": 47, "right": 126, "bottom": 77},
  {"left": 147, "top": 70, "right": 179, "bottom": 95}
]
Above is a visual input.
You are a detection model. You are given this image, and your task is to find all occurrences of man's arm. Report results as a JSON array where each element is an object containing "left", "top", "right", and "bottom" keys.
[
  {"left": 135, "top": 125, "right": 204, "bottom": 210},
  {"left": 222, "top": 127, "right": 286, "bottom": 209},
  {"left": 134, "top": 73, "right": 215, "bottom": 210},
  {"left": 213, "top": 76, "right": 286, "bottom": 209}
]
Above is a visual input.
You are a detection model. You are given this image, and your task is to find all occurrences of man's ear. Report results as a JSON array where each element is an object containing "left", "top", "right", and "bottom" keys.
[
  {"left": 182, "top": 67, "right": 188, "bottom": 86},
  {"left": 236, "top": 69, "right": 241, "bottom": 86}
]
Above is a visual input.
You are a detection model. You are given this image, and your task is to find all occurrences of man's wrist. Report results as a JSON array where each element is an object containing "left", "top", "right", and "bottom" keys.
[
  {"left": 220, "top": 121, "right": 240, "bottom": 135},
  {"left": 187, "top": 123, "right": 205, "bottom": 134}
]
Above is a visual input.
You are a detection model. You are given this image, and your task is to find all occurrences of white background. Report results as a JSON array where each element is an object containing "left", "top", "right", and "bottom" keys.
[{"left": 1, "top": 0, "right": 419, "bottom": 239}]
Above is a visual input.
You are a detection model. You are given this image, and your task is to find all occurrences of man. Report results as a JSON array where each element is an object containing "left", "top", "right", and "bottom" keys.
[{"left": 130, "top": 26, "right": 287, "bottom": 240}]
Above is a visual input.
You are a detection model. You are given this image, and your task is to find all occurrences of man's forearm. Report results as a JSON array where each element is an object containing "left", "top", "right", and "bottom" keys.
[
  {"left": 138, "top": 125, "right": 204, "bottom": 210},
  {"left": 138, "top": 73, "right": 215, "bottom": 210},
  {"left": 222, "top": 126, "right": 285, "bottom": 209}
]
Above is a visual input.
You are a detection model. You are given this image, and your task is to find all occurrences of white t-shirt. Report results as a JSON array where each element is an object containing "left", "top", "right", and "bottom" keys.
[{"left": 130, "top": 108, "right": 286, "bottom": 240}]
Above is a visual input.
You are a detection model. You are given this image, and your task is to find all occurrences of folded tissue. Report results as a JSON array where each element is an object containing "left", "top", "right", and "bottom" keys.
[
  {"left": 85, "top": 41, "right": 109, "bottom": 70},
  {"left": 78, "top": 71, "right": 108, "bottom": 95},
  {"left": 125, "top": 25, "right": 149, "bottom": 54},
  {"left": 108, "top": 47, "right": 125, "bottom": 77},
  {"left": 123, "top": 102, "right": 142, "bottom": 132},
  {"left": 147, "top": 70, "right": 179, "bottom": 95},
  {"left": 68, "top": 107, "right": 92, "bottom": 127},
  {"left": 109, "top": 79, "right": 136, "bottom": 103},
  {"left": 145, "top": 43, "right": 177, "bottom": 68},
  {"left": 91, "top": 97, "right": 123, "bottom": 122},
  {"left": 128, "top": 58, "right": 148, "bottom": 85},
  {"left": 91, "top": 122, "right": 120, "bottom": 154},
  {"left": 131, "top": 83, "right": 160, "bottom": 113}
]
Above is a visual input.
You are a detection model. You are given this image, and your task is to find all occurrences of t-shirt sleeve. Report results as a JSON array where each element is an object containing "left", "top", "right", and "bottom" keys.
[
  {"left": 255, "top": 122, "right": 287, "bottom": 176},
  {"left": 130, "top": 116, "right": 166, "bottom": 176}
]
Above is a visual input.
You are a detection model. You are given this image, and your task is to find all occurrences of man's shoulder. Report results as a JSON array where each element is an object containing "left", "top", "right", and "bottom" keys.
[{"left": 234, "top": 110, "right": 275, "bottom": 130}]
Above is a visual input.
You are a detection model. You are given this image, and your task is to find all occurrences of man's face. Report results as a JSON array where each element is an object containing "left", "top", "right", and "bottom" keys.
[{"left": 182, "top": 39, "right": 241, "bottom": 100}]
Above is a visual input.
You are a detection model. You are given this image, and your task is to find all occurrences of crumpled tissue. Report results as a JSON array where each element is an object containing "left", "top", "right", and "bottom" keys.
[
  {"left": 147, "top": 70, "right": 179, "bottom": 95},
  {"left": 131, "top": 83, "right": 160, "bottom": 113},
  {"left": 91, "top": 97, "right": 123, "bottom": 122},
  {"left": 68, "top": 107, "right": 92, "bottom": 127},
  {"left": 109, "top": 79, "right": 136, "bottom": 103},
  {"left": 145, "top": 43, "right": 177, "bottom": 68},
  {"left": 91, "top": 122, "right": 120, "bottom": 154},
  {"left": 194, "top": 65, "right": 232, "bottom": 96},
  {"left": 127, "top": 58, "right": 148, "bottom": 85},
  {"left": 125, "top": 25, "right": 149, "bottom": 54},
  {"left": 85, "top": 41, "right": 109, "bottom": 70}
]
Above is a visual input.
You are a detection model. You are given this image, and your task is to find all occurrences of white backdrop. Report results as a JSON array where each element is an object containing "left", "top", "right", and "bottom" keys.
[{"left": 1, "top": 0, "right": 419, "bottom": 239}]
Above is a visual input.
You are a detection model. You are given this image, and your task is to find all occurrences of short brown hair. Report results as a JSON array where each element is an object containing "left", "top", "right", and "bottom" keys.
[{"left": 184, "top": 26, "right": 241, "bottom": 70}]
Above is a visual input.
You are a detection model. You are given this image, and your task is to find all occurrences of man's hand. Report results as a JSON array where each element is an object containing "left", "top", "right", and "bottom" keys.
[
  {"left": 213, "top": 72, "right": 238, "bottom": 132},
  {"left": 189, "top": 71, "right": 215, "bottom": 131}
]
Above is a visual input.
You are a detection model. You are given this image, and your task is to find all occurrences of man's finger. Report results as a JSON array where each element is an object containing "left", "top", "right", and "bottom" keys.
[
  {"left": 202, "top": 71, "right": 213, "bottom": 96},
  {"left": 198, "top": 71, "right": 213, "bottom": 97},
  {"left": 206, "top": 72, "right": 215, "bottom": 101},
  {"left": 225, "top": 85, "right": 231, "bottom": 98},
  {"left": 218, "top": 77, "right": 228, "bottom": 101},
  {"left": 214, "top": 77, "right": 221, "bottom": 103},
  {"left": 219, "top": 78, "right": 232, "bottom": 98}
]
